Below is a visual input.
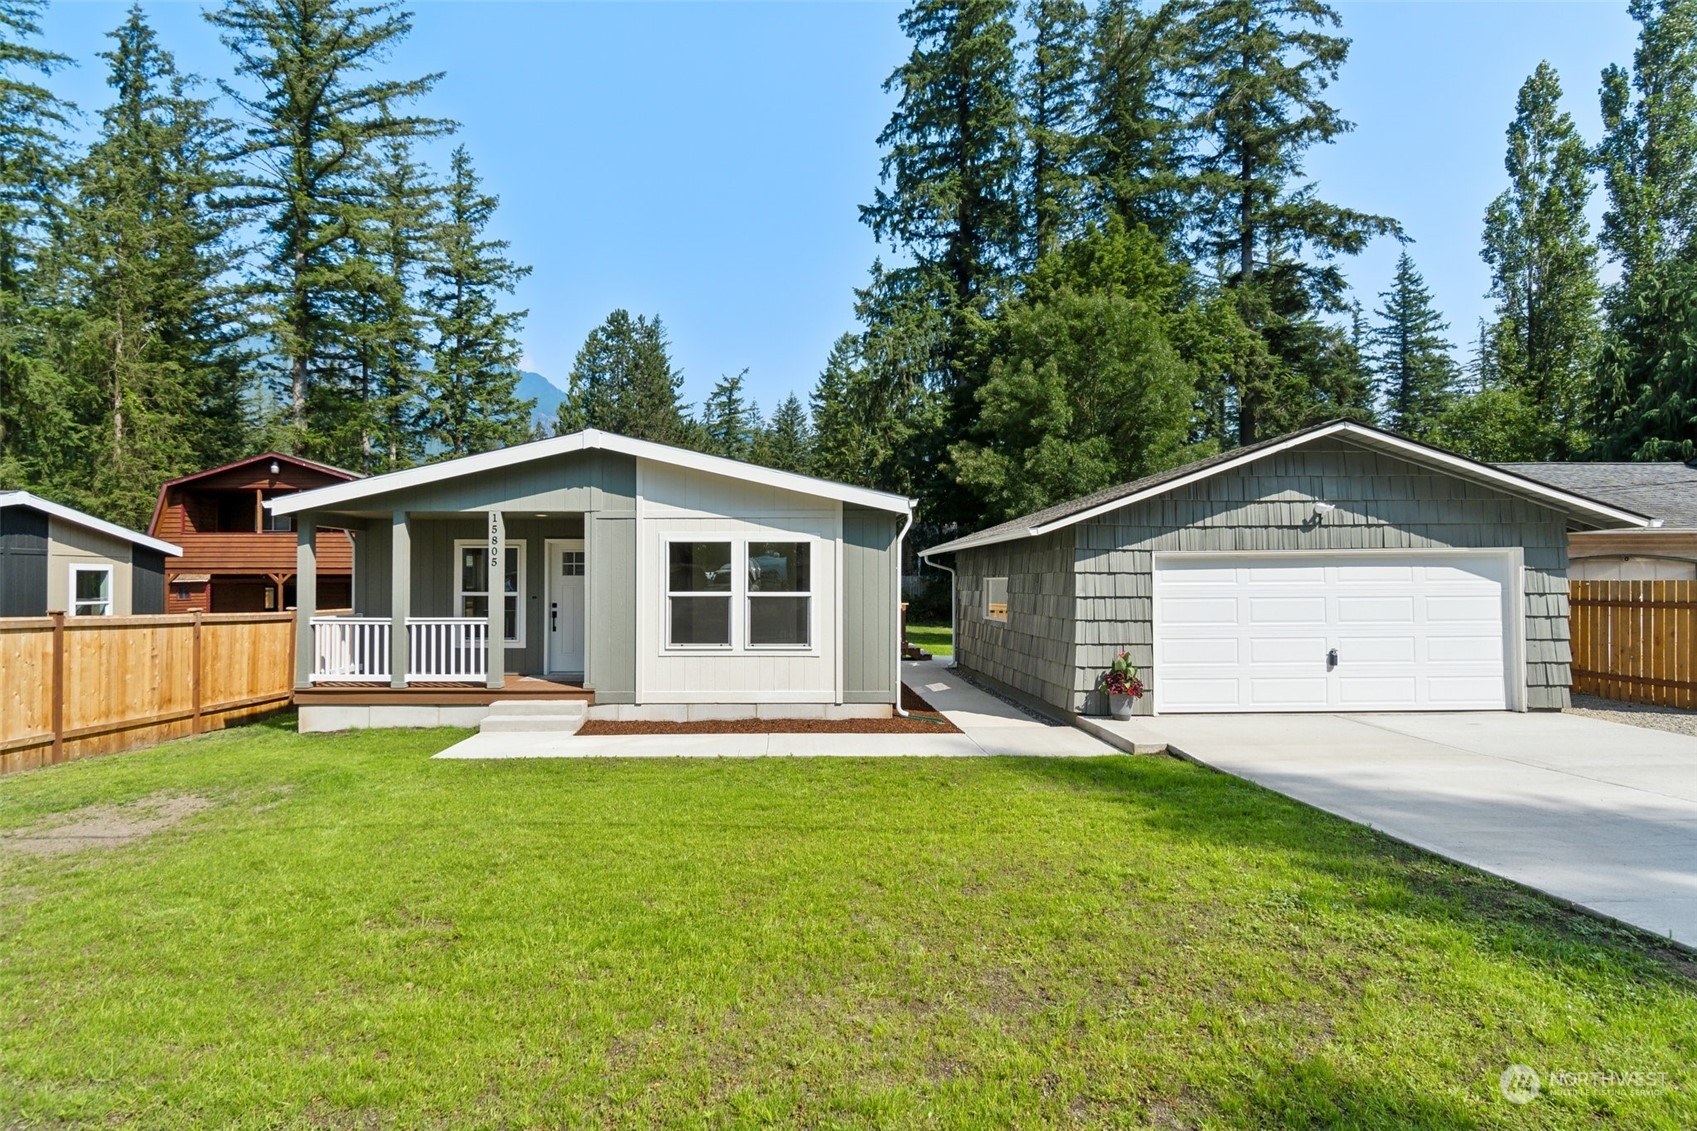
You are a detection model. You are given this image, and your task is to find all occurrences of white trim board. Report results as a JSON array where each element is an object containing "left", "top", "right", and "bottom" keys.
[
  {"left": 0, "top": 490, "right": 181, "bottom": 557},
  {"left": 268, "top": 428, "right": 914, "bottom": 518}
]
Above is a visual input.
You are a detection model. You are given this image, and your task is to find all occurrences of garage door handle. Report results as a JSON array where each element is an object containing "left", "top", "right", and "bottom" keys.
[{"left": 1327, "top": 648, "right": 1338, "bottom": 669}]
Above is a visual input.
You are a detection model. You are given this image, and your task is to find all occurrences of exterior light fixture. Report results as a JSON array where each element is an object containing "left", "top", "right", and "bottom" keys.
[
  {"left": 268, "top": 460, "right": 280, "bottom": 475},
  {"left": 1312, "top": 502, "right": 1336, "bottom": 519}
]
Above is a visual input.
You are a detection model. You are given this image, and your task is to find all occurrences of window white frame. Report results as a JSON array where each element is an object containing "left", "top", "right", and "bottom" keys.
[
  {"left": 746, "top": 539, "right": 813, "bottom": 650},
  {"left": 984, "top": 576, "right": 1009, "bottom": 623},
  {"left": 454, "top": 539, "right": 526, "bottom": 647},
  {"left": 662, "top": 535, "right": 819, "bottom": 653},
  {"left": 70, "top": 564, "right": 114, "bottom": 617}
]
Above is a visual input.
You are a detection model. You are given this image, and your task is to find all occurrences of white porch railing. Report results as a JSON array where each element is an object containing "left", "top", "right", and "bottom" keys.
[
  {"left": 310, "top": 617, "right": 392, "bottom": 683},
  {"left": 406, "top": 617, "right": 489, "bottom": 681}
]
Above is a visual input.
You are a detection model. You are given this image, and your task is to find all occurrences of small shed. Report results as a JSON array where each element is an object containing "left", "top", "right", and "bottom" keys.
[{"left": 0, "top": 491, "right": 182, "bottom": 618}]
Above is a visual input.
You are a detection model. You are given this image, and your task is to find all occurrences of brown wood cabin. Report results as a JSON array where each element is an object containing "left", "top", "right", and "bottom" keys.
[{"left": 147, "top": 454, "right": 359, "bottom": 614}]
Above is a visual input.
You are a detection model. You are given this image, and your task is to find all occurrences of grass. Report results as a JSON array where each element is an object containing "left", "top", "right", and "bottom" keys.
[
  {"left": 2, "top": 717, "right": 1696, "bottom": 1128},
  {"left": 906, "top": 620, "right": 952, "bottom": 657}
]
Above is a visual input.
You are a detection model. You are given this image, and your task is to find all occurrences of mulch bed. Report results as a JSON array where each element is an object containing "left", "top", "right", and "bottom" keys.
[{"left": 576, "top": 685, "right": 959, "bottom": 735}]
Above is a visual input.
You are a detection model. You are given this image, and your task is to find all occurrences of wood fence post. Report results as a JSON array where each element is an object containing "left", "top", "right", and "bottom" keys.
[
  {"left": 50, "top": 611, "right": 64, "bottom": 763},
  {"left": 191, "top": 610, "right": 203, "bottom": 736}
]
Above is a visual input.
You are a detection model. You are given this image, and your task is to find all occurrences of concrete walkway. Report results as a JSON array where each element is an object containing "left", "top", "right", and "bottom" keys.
[
  {"left": 1092, "top": 710, "right": 1697, "bottom": 946},
  {"left": 433, "top": 662, "right": 1116, "bottom": 759}
]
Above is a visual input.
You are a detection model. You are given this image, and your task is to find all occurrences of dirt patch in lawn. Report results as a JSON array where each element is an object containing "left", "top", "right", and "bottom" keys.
[
  {"left": 0, "top": 793, "right": 214, "bottom": 857},
  {"left": 577, "top": 686, "right": 959, "bottom": 735}
]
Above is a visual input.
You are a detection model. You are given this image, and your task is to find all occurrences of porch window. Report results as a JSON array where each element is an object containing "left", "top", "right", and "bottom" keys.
[
  {"left": 667, "top": 541, "right": 732, "bottom": 647},
  {"left": 71, "top": 565, "right": 114, "bottom": 617},
  {"left": 984, "top": 577, "right": 1009, "bottom": 623},
  {"left": 456, "top": 540, "right": 526, "bottom": 646},
  {"left": 747, "top": 541, "right": 810, "bottom": 647}
]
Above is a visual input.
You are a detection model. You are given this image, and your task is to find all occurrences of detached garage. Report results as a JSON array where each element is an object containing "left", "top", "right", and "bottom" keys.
[{"left": 921, "top": 421, "right": 1652, "bottom": 717}]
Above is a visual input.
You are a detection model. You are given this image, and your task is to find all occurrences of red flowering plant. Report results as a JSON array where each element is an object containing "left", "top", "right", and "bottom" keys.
[{"left": 1098, "top": 651, "right": 1145, "bottom": 698}]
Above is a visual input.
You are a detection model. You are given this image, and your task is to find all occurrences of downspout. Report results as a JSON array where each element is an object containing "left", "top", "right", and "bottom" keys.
[
  {"left": 922, "top": 553, "right": 958, "bottom": 671},
  {"left": 892, "top": 506, "right": 914, "bottom": 718}
]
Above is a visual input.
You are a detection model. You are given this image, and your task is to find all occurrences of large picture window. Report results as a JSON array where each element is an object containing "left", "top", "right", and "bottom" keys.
[
  {"left": 70, "top": 565, "right": 113, "bottom": 617},
  {"left": 747, "top": 541, "right": 810, "bottom": 647},
  {"left": 668, "top": 541, "right": 733, "bottom": 647},
  {"left": 456, "top": 540, "right": 525, "bottom": 646}
]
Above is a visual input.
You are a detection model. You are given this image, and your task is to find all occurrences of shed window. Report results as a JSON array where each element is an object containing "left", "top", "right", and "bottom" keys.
[
  {"left": 455, "top": 541, "right": 525, "bottom": 646},
  {"left": 984, "top": 577, "right": 1009, "bottom": 623},
  {"left": 668, "top": 541, "right": 733, "bottom": 647},
  {"left": 748, "top": 542, "right": 810, "bottom": 647},
  {"left": 71, "top": 565, "right": 113, "bottom": 617}
]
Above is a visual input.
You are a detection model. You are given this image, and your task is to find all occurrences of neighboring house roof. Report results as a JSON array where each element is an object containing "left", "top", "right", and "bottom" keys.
[
  {"left": 268, "top": 429, "right": 915, "bottom": 518},
  {"left": 147, "top": 452, "right": 361, "bottom": 537},
  {"left": 1498, "top": 461, "right": 1697, "bottom": 529},
  {"left": 0, "top": 490, "right": 182, "bottom": 557},
  {"left": 921, "top": 420, "right": 1655, "bottom": 557}
]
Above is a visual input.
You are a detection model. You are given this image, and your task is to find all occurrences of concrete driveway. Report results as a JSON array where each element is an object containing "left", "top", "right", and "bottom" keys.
[{"left": 1125, "top": 712, "right": 1697, "bottom": 947}]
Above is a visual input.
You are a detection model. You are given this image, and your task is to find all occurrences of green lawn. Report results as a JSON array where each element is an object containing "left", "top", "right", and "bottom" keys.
[
  {"left": 3, "top": 718, "right": 1695, "bottom": 1129},
  {"left": 906, "top": 620, "right": 952, "bottom": 657}
]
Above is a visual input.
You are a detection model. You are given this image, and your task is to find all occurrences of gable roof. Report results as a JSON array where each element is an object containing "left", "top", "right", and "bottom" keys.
[
  {"left": 1499, "top": 461, "right": 1697, "bottom": 528},
  {"left": 147, "top": 452, "right": 360, "bottom": 535},
  {"left": 921, "top": 420, "right": 1655, "bottom": 557},
  {"left": 268, "top": 428, "right": 914, "bottom": 518},
  {"left": 0, "top": 491, "right": 181, "bottom": 557}
]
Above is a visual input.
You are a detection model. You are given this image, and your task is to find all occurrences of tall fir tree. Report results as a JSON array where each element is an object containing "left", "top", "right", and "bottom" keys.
[
  {"left": 420, "top": 145, "right": 532, "bottom": 457},
  {"left": 1594, "top": 252, "right": 1697, "bottom": 459},
  {"left": 1370, "top": 251, "right": 1459, "bottom": 440},
  {"left": 699, "top": 369, "right": 756, "bottom": 460},
  {"left": 0, "top": 0, "right": 73, "bottom": 487},
  {"left": 1082, "top": 0, "right": 1185, "bottom": 244},
  {"left": 1479, "top": 62, "right": 1601, "bottom": 458},
  {"left": 1023, "top": 0, "right": 1090, "bottom": 263},
  {"left": 557, "top": 310, "right": 691, "bottom": 445},
  {"left": 207, "top": 0, "right": 447, "bottom": 455},
  {"left": 46, "top": 6, "right": 248, "bottom": 525},
  {"left": 751, "top": 393, "right": 811, "bottom": 473}
]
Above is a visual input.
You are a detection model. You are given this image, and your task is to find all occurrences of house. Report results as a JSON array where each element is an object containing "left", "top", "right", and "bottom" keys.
[
  {"left": 0, "top": 491, "right": 181, "bottom": 618},
  {"left": 920, "top": 421, "right": 1652, "bottom": 718},
  {"left": 269, "top": 429, "right": 913, "bottom": 731},
  {"left": 1499, "top": 460, "right": 1697, "bottom": 580},
  {"left": 147, "top": 454, "right": 358, "bottom": 614}
]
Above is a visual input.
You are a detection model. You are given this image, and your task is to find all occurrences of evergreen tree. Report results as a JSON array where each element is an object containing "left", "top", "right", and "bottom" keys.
[
  {"left": 0, "top": 0, "right": 73, "bottom": 486},
  {"left": 1479, "top": 62, "right": 1601, "bottom": 458},
  {"left": 808, "top": 330, "right": 939, "bottom": 494},
  {"left": 1370, "top": 251, "right": 1458, "bottom": 439},
  {"left": 1593, "top": 252, "right": 1697, "bottom": 459},
  {"left": 1168, "top": 0, "right": 1400, "bottom": 443},
  {"left": 699, "top": 368, "right": 756, "bottom": 460},
  {"left": 1082, "top": 0, "right": 1184, "bottom": 243},
  {"left": 420, "top": 145, "right": 532, "bottom": 457},
  {"left": 47, "top": 6, "right": 247, "bottom": 526},
  {"left": 1023, "top": 0, "right": 1090, "bottom": 262},
  {"left": 207, "top": 0, "right": 448, "bottom": 453},
  {"left": 558, "top": 310, "right": 691, "bottom": 444},
  {"left": 752, "top": 393, "right": 811, "bottom": 473}
]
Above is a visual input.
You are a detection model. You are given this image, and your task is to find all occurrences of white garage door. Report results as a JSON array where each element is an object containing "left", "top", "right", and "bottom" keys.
[{"left": 1153, "top": 553, "right": 1515, "bottom": 713}]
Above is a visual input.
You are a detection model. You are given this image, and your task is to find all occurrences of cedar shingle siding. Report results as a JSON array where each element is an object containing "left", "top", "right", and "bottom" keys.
[{"left": 954, "top": 438, "right": 1573, "bottom": 716}]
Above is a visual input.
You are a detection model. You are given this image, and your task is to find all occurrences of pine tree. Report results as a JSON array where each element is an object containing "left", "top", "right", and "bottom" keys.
[
  {"left": 752, "top": 393, "right": 811, "bottom": 473},
  {"left": 1479, "top": 62, "right": 1601, "bottom": 458},
  {"left": 46, "top": 6, "right": 248, "bottom": 526},
  {"left": 1370, "top": 251, "right": 1459, "bottom": 439},
  {"left": 421, "top": 146, "right": 532, "bottom": 457},
  {"left": 1023, "top": 0, "right": 1090, "bottom": 263},
  {"left": 0, "top": 0, "right": 73, "bottom": 486},
  {"left": 207, "top": 0, "right": 448, "bottom": 453},
  {"left": 1082, "top": 0, "right": 1185, "bottom": 243},
  {"left": 1594, "top": 253, "right": 1697, "bottom": 459},
  {"left": 558, "top": 310, "right": 691, "bottom": 444},
  {"left": 699, "top": 369, "right": 756, "bottom": 460}
]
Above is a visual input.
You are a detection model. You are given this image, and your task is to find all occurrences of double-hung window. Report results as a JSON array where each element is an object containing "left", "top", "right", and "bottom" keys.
[
  {"left": 668, "top": 541, "right": 733, "bottom": 647},
  {"left": 747, "top": 541, "right": 810, "bottom": 647},
  {"left": 71, "top": 565, "right": 113, "bottom": 617},
  {"left": 456, "top": 540, "right": 525, "bottom": 646},
  {"left": 666, "top": 539, "right": 814, "bottom": 649}
]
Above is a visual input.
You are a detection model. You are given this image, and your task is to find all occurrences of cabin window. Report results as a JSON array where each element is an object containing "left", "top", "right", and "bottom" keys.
[
  {"left": 208, "top": 492, "right": 257, "bottom": 533},
  {"left": 984, "top": 577, "right": 1009, "bottom": 623},
  {"left": 260, "top": 492, "right": 294, "bottom": 532},
  {"left": 455, "top": 540, "right": 525, "bottom": 646},
  {"left": 71, "top": 565, "right": 113, "bottom": 617},
  {"left": 747, "top": 541, "right": 810, "bottom": 647},
  {"left": 667, "top": 541, "right": 733, "bottom": 647}
]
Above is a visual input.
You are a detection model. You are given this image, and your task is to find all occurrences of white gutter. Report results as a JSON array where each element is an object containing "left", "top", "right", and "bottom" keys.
[
  {"left": 892, "top": 507, "right": 914, "bottom": 718},
  {"left": 922, "top": 554, "right": 959, "bottom": 671}
]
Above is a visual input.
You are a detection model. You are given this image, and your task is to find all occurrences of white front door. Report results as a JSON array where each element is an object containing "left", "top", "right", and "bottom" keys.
[
  {"left": 546, "top": 539, "right": 586, "bottom": 674},
  {"left": 1153, "top": 552, "right": 1514, "bottom": 713}
]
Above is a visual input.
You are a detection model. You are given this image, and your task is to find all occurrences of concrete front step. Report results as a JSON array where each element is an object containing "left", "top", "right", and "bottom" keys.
[
  {"left": 479, "top": 713, "right": 586, "bottom": 734},
  {"left": 485, "top": 699, "right": 588, "bottom": 717}
]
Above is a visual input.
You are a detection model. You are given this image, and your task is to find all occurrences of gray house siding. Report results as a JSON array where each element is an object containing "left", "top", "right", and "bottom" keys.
[
  {"left": 585, "top": 453, "right": 637, "bottom": 702},
  {"left": 954, "top": 528, "right": 1077, "bottom": 711},
  {"left": 131, "top": 548, "right": 167, "bottom": 614},
  {"left": 842, "top": 504, "right": 900, "bottom": 703},
  {"left": 952, "top": 438, "right": 1574, "bottom": 716},
  {"left": 0, "top": 506, "right": 48, "bottom": 617}
]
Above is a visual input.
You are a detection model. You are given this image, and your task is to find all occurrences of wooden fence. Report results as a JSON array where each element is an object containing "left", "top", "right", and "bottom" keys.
[
  {"left": 0, "top": 611, "right": 295, "bottom": 775},
  {"left": 1570, "top": 580, "right": 1697, "bottom": 709}
]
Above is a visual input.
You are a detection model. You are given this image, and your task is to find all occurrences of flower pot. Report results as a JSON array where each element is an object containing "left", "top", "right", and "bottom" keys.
[{"left": 1107, "top": 693, "right": 1136, "bottom": 720}]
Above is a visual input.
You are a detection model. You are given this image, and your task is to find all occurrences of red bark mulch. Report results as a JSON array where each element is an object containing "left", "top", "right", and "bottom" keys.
[{"left": 576, "top": 685, "right": 958, "bottom": 735}]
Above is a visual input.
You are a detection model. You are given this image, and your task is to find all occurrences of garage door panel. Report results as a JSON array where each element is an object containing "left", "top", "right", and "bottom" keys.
[
  {"left": 1163, "top": 638, "right": 1239, "bottom": 664},
  {"left": 1426, "top": 595, "right": 1501, "bottom": 622},
  {"left": 1249, "top": 565, "right": 1325, "bottom": 583},
  {"left": 1248, "top": 677, "right": 1330, "bottom": 707},
  {"left": 1248, "top": 636, "right": 1326, "bottom": 664},
  {"left": 1337, "top": 596, "right": 1414, "bottom": 623},
  {"left": 1337, "top": 565, "right": 1414, "bottom": 583},
  {"left": 1160, "top": 677, "right": 1243, "bottom": 708},
  {"left": 1337, "top": 676, "right": 1419, "bottom": 706},
  {"left": 1337, "top": 635, "right": 1417, "bottom": 663},
  {"left": 1249, "top": 597, "right": 1327, "bottom": 623},
  {"left": 1426, "top": 636, "right": 1503, "bottom": 662},
  {"left": 1160, "top": 597, "right": 1239, "bottom": 624},
  {"left": 1428, "top": 675, "right": 1509, "bottom": 705}
]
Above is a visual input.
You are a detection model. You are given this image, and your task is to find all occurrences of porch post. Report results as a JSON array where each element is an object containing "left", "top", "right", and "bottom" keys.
[
  {"left": 294, "top": 517, "right": 317, "bottom": 688},
  {"left": 390, "top": 510, "right": 410, "bottom": 688},
  {"left": 486, "top": 510, "right": 505, "bottom": 689}
]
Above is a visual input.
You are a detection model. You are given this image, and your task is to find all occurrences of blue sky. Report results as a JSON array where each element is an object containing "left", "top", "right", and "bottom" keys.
[{"left": 42, "top": 1, "right": 1637, "bottom": 416}]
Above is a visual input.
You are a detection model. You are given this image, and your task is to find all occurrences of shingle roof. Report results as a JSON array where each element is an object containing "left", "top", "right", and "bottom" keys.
[{"left": 1499, "top": 462, "right": 1697, "bottom": 528}]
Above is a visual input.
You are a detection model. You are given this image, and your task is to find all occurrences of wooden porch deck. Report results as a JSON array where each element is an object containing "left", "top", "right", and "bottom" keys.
[{"left": 293, "top": 675, "right": 593, "bottom": 707}]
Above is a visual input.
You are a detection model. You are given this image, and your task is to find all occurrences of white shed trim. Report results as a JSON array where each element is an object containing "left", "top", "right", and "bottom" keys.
[{"left": 0, "top": 490, "right": 181, "bottom": 557}]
